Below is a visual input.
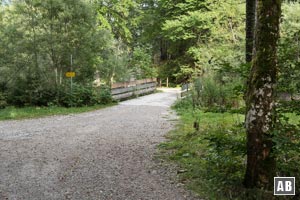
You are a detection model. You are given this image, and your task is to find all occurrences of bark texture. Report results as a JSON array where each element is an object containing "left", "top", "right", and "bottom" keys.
[
  {"left": 246, "top": 0, "right": 257, "bottom": 63},
  {"left": 244, "top": 0, "right": 281, "bottom": 189}
]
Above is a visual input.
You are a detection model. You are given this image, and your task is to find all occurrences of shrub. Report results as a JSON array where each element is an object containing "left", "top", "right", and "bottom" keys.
[
  {"left": 97, "top": 85, "right": 113, "bottom": 104},
  {"left": 272, "top": 113, "right": 300, "bottom": 182},
  {"left": 173, "top": 96, "right": 193, "bottom": 111},
  {"left": 58, "top": 84, "right": 98, "bottom": 107},
  {"left": 7, "top": 75, "right": 57, "bottom": 107},
  {"left": 7, "top": 77, "right": 28, "bottom": 107},
  {"left": 7, "top": 77, "right": 112, "bottom": 107},
  {"left": 31, "top": 85, "right": 57, "bottom": 106},
  {"left": 57, "top": 84, "right": 113, "bottom": 107},
  {"left": 202, "top": 124, "right": 246, "bottom": 196},
  {"left": 184, "top": 75, "right": 244, "bottom": 112}
]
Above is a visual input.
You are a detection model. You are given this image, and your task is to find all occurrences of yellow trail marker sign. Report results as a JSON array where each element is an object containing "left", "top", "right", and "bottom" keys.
[{"left": 66, "top": 72, "right": 75, "bottom": 78}]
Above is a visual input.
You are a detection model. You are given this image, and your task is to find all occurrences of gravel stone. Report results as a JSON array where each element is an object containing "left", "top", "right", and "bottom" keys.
[{"left": 0, "top": 88, "right": 200, "bottom": 200}]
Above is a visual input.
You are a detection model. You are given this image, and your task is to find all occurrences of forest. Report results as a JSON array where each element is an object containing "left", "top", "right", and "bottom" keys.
[{"left": 1, "top": 0, "right": 300, "bottom": 199}]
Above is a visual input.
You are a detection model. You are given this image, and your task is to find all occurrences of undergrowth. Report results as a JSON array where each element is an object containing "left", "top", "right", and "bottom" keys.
[{"left": 159, "top": 97, "right": 300, "bottom": 200}]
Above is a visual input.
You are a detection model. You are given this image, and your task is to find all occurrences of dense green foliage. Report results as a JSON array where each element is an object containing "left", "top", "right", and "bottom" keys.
[
  {"left": 147, "top": 0, "right": 246, "bottom": 84},
  {"left": 1, "top": 0, "right": 300, "bottom": 198},
  {"left": 157, "top": 1, "right": 300, "bottom": 195},
  {"left": 0, "top": 0, "right": 156, "bottom": 108},
  {"left": 2, "top": 1, "right": 299, "bottom": 108},
  {"left": 278, "top": 2, "right": 300, "bottom": 95}
]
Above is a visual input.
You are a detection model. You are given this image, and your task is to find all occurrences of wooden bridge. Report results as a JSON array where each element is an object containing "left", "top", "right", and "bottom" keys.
[{"left": 111, "top": 78, "right": 157, "bottom": 100}]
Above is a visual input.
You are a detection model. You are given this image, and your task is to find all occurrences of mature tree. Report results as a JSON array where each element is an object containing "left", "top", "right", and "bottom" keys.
[
  {"left": 0, "top": 0, "right": 117, "bottom": 106},
  {"left": 244, "top": 0, "right": 281, "bottom": 188},
  {"left": 160, "top": 0, "right": 245, "bottom": 82},
  {"left": 95, "top": 0, "right": 138, "bottom": 43},
  {"left": 245, "top": 0, "right": 256, "bottom": 62}
]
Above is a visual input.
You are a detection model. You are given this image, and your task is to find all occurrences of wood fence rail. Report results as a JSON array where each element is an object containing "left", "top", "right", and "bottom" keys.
[
  {"left": 111, "top": 78, "right": 157, "bottom": 100},
  {"left": 180, "top": 83, "right": 191, "bottom": 98}
]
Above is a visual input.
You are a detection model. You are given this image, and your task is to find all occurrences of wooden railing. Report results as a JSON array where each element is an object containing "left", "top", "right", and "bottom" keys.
[
  {"left": 180, "top": 83, "right": 191, "bottom": 98},
  {"left": 111, "top": 78, "right": 157, "bottom": 100}
]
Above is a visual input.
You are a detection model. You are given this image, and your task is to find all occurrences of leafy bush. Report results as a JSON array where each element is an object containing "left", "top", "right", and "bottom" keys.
[
  {"left": 272, "top": 113, "right": 300, "bottom": 181},
  {"left": 196, "top": 76, "right": 221, "bottom": 107},
  {"left": 278, "top": 100, "right": 300, "bottom": 115},
  {"left": 31, "top": 85, "right": 57, "bottom": 106},
  {"left": 163, "top": 100, "right": 248, "bottom": 198},
  {"left": 96, "top": 85, "right": 113, "bottom": 104},
  {"left": 58, "top": 84, "right": 97, "bottom": 107},
  {"left": 7, "top": 76, "right": 113, "bottom": 108},
  {"left": 172, "top": 96, "right": 193, "bottom": 111},
  {"left": 7, "top": 76, "right": 33, "bottom": 107},
  {"left": 7, "top": 75, "right": 58, "bottom": 107},
  {"left": 57, "top": 84, "right": 113, "bottom": 107},
  {"left": 183, "top": 75, "right": 244, "bottom": 112},
  {"left": 202, "top": 124, "right": 247, "bottom": 198}
]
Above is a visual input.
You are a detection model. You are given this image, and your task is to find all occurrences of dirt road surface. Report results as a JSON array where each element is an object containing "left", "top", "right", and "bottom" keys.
[{"left": 0, "top": 88, "right": 199, "bottom": 200}]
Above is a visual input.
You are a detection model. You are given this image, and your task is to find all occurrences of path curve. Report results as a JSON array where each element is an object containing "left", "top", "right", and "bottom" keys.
[{"left": 0, "top": 88, "right": 198, "bottom": 200}]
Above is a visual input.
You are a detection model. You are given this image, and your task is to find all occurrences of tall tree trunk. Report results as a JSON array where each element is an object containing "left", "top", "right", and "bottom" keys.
[
  {"left": 246, "top": 0, "right": 257, "bottom": 63},
  {"left": 160, "top": 39, "right": 168, "bottom": 61},
  {"left": 244, "top": 0, "right": 281, "bottom": 189}
]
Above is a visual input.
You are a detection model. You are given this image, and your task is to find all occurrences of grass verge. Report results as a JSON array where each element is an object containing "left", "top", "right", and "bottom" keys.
[
  {"left": 0, "top": 103, "right": 116, "bottom": 121},
  {"left": 159, "top": 98, "right": 300, "bottom": 200}
]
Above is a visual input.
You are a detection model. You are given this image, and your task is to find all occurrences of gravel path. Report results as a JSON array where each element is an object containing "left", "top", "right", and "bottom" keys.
[{"left": 0, "top": 88, "right": 199, "bottom": 200}]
